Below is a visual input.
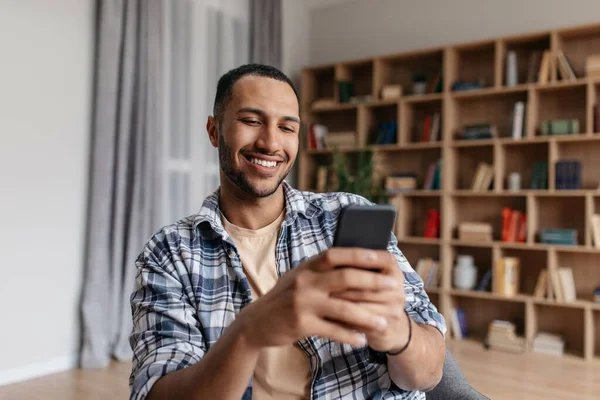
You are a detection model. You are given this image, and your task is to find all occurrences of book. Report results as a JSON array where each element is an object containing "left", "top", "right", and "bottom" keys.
[
  {"left": 461, "top": 124, "right": 497, "bottom": 140},
  {"left": 538, "top": 51, "right": 551, "bottom": 84},
  {"left": 429, "top": 112, "right": 441, "bottom": 142},
  {"left": 486, "top": 320, "right": 526, "bottom": 353},
  {"left": 533, "top": 269, "right": 548, "bottom": 298},
  {"left": 493, "top": 257, "right": 520, "bottom": 296},
  {"left": 558, "top": 267, "right": 576, "bottom": 302},
  {"left": 533, "top": 332, "right": 565, "bottom": 356},
  {"left": 422, "top": 116, "right": 431, "bottom": 142},
  {"left": 511, "top": 101, "right": 525, "bottom": 139},
  {"left": 541, "top": 119, "right": 579, "bottom": 135},
  {"left": 323, "top": 131, "right": 356, "bottom": 149},
  {"left": 471, "top": 162, "right": 494, "bottom": 191},
  {"left": 459, "top": 222, "right": 493, "bottom": 242},
  {"left": 555, "top": 160, "right": 582, "bottom": 190},
  {"left": 424, "top": 209, "right": 440, "bottom": 238},
  {"left": 591, "top": 214, "right": 600, "bottom": 249},
  {"left": 548, "top": 268, "right": 565, "bottom": 302},
  {"left": 501, "top": 207, "right": 527, "bottom": 242}
]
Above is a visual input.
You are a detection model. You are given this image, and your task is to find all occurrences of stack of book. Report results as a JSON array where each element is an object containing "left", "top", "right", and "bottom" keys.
[
  {"left": 385, "top": 175, "right": 417, "bottom": 193},
  {"left": 493, "top": 257, "right": 520, "bottom": 297},
  {"left": 471, "top": 162, "right": 494, "bottom": 191},
  {"left": 323, "top": 131, "right": 357, "bottom": 149},
  {"left": 460, "top": 123, "right": 497, "bottom": 140},
  {"left": 451, "top": 81, "right": 485, "bottom": 92},
  {"left": 541, "top": 119, "right": 579, "bottom": 135},
  {"left": 530, "top": 161, "right": 549, "bottom": 189},
  {"left": 555, "top": 160, "right": 582, "bottom": 190},
  {"left": 485, "top": 320, "right": 526, "bottom": 353},
  {"left": 415, "top": 258, "right": 440, "bottom": 288},
  {"left": 532, "top": 332, "right": 565, "bottom": 356},
  {"left": 539, "top": 228, "right": 578, "bottom": 245},
  {"left": 458, "top": 222, "right": 492, "bottom": 242},
  {"left": 501, "top": 207, "right": 526, "bottom": 243},
  {"left": 585, "top": 55, "right": 600, "bottom": 79}
]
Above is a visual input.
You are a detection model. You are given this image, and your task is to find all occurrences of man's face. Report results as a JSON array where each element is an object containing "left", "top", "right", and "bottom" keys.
[{"left": 209, "top": 75, "right": 300, "bottom": 198}]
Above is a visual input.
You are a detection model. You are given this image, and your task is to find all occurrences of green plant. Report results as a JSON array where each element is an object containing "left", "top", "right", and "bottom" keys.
[
  {"left": 413, "top": 72, "right": 427, "bottom": 83},
  {"left": 326, "top": 149, "right": 388, "bottom": 204}
]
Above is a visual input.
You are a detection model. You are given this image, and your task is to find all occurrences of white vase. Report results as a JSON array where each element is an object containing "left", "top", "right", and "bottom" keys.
[{"left": 453, "top": 255, "right": 477, "bottom": 290}]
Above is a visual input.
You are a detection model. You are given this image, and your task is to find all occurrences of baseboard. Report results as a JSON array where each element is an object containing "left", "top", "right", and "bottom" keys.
[{"left": 0, "top": 354, "right": 78, "bottom": 387}]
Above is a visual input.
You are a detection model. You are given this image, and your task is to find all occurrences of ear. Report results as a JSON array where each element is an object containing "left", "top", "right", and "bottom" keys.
[{"left": 206, "top": 116, "right": 219, "bottom": 148}]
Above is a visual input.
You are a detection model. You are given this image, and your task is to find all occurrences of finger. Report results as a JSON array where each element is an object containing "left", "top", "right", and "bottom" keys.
[
  {"left": 355, "top": 302, "right": 404, "bottom": 319},
  {"left": 310, "top": 248, "right": 392, "bottom": 272},
  {"left": 321, "top": 298, "right": 388, "bottom": 332},
  {"left": 332, "top": 288, "right": 404, "bottom": 304},
  {"left": 312, "top": 319, "right": 367, "bottom": 347},
  {"left": 318, "top": 267, "right": 401, "bottom": 293}
]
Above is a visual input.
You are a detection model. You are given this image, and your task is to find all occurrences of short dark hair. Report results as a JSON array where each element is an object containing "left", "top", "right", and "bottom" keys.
[{"left": 212, "top": 63, "right": 299, "bottom": 122}]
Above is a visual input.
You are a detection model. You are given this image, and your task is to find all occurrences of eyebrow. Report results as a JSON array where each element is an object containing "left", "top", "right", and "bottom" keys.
[{"left": 236, "top": 107, "right": 300, "bottom": 124}]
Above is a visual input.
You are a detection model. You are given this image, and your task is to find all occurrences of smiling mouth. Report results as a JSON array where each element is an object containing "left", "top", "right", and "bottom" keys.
[{"left": 244, "top": 154, "right": 282, "bottom": 169}]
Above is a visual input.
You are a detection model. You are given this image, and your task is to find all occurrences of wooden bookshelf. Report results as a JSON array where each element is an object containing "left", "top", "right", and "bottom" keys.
[{"left": 299, "top": 22, "right": 600, "bottom": 361}]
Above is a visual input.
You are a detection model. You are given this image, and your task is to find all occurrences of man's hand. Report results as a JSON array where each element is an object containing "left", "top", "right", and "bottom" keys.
[
  {"left": 237, "top": 247, "right": 401, "bottom": 350},
  {"left": 331, "top": 251, "right": 409, "bottom": 353}
]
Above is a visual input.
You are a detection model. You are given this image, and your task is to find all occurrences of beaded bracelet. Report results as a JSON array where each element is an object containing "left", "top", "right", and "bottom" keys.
[{"left": 386, "top": 309, "right": 412, "bottom": 356}]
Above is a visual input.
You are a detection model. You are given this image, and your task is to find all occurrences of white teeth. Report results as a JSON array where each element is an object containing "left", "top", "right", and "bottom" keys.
[{"left": 251, "top": 158, "right": 277, "bottom": 168}]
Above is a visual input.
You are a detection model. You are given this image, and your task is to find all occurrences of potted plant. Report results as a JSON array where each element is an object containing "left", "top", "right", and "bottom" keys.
[
  {"left": 412, "top": 72, "right": 428, "bottom": 95},
  {"left": 326, "top": 149, "right": 388, "bottom": 204}
]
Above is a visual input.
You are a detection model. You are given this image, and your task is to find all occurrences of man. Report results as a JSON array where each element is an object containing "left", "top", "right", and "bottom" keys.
[{"left": 129, "top": 64, "right": 446, "bottom": 400}]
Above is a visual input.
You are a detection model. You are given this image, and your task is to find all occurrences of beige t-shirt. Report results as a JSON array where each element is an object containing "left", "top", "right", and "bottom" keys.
[{"left": 221, "top": 211, "right": 311, "bottom": 400}]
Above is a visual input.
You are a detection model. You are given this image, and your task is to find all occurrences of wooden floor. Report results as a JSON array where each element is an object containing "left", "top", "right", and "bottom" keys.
[{"left": 1, "top": 340, "right": 599, "bottom": 399}]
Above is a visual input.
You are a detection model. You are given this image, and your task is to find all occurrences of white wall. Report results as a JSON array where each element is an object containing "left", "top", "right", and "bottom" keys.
[
  {"left": 0, "top": 0, "right": 94, "bottom": 385},
  {"left": 309, "top": 0, "right": 600, "bottom": 65}
]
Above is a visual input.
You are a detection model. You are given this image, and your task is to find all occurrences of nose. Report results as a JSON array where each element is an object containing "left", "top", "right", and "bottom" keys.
[{"left": 255, "top": 120, "right": 281, "bottom": 154}]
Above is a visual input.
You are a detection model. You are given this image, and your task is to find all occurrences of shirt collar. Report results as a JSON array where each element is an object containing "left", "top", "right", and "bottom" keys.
[{"left": 192, "top": 181, "right": 323, "bottom": 238}]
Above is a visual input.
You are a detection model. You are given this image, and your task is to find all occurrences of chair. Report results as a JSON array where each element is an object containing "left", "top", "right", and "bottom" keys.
[{"left": 425, "top": 348, "right": 489, "bottom": 400}]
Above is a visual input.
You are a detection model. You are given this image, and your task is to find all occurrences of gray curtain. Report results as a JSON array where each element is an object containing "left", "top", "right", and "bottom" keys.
[
  {"left": 80, "top": 0, "right": 162, "bottom": 368},
  {"left": 250, "top": 0, "right": 282, "bottom": 68}
]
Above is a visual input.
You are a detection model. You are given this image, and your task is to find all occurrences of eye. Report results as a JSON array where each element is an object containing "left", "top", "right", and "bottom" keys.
[
  {"left": 242, "top": 119, "right": 260, "bottom": 126},
  {"left": 280, "top": 125, "right": 296, "bottom": 133}
]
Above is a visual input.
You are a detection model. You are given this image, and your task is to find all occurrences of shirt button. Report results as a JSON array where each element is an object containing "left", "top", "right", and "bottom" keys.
[{"left": 228, "top": 251, "right": 236, "bottom": 259}]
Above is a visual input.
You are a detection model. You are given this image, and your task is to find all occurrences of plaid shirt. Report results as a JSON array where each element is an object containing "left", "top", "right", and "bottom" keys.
[{"left": 129, "top": 182, "right": 446, "bottom": 400}]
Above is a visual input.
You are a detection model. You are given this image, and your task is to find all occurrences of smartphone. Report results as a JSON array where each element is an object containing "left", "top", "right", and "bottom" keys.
[{"left": 333, "top": 204, "right": 397, "bottom": 250}]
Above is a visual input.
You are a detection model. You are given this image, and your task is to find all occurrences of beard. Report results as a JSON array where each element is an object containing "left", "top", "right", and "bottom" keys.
[{"left": 218, "top": 132, "right": 292, "bottom": 198}]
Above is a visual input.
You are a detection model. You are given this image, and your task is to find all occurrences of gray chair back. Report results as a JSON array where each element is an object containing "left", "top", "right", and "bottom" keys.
[{"left": 425, "top": 348, "right": 489, "bottom": 400}]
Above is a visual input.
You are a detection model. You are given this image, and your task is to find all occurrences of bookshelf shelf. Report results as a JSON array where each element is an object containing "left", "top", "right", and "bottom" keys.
[
  {"left": 395, "top": 142, "right": 443, "bottom": 150},
  {"left": 402, "top": 93, "right": 444, "bottom": 104},
  {"left": 395, "top": 190, "right": 442, "bottom": 197},
  {"left": 398, "top": 237, "right": 442, "bottom": 245},
  {"left": 451, "top": 84, "right": 529, "bottom": 99},
  {"left": 534, "top": 78, "right": 588, "bottom": 91},
  {"left": 450, "top": 139, "right": 496, "bottom": 148},
  {"left": 299, "top": 20, "right": 600, "bottom": 360},
  {"left": 449, "top": 289, "right": 528, "bottom": 303}
]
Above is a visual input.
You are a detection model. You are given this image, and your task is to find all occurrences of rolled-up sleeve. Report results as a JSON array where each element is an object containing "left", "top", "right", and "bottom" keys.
[
  {"left": 129, "top": 251, "right": 206, "bottom": 400},
  {"left": 387, "top": 234, "right": 447, "bottom": 338}
]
